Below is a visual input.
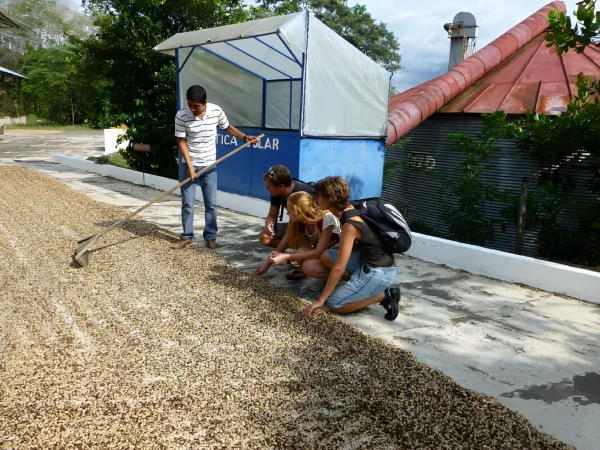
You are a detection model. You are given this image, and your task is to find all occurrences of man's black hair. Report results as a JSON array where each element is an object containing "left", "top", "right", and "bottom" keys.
[{"left": 186, "top": 85, "right": 207, "bottom": 103}]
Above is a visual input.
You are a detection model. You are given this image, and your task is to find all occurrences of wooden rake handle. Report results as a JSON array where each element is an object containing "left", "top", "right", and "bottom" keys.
[{"left": 76, "top": 134, "right": 265, "bottom": 253}]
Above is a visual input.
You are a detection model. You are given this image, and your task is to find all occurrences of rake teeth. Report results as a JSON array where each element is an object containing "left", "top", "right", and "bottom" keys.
[
  {"left": 74, "top": 241, "right": 88, "bottom": 254},
  {"left": 71, "top": 250, "right": 90, "bottom": 268}
]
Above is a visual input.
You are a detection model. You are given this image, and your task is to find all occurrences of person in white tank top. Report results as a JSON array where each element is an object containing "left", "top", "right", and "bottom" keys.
[{"left": 255, "top": 191, "right": 340, "bottom": 280}]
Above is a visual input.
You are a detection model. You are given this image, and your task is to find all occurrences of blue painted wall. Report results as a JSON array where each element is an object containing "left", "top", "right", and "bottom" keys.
[
  {"left": 216, "top": 127, "right": 300, "bottom": 200},
  {"left": 213, "top": 129, "right": 385, "bottom": 201},
  {"left": 298, "top": 138, "right": 385, "bottom": 200}
]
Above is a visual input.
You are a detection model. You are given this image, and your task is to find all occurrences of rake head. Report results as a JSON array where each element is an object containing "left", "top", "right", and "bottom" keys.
[
  {"left": 71, "top": 250, "right": 90, "bottom": 268},
  {"left": 71, "top": 237, "right": 92, "bottom": 268}
]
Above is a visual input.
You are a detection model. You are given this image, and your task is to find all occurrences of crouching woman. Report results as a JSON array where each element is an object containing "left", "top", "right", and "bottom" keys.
[
  {"left": 303, "top": 176, "right": 401, "bottom": 321},
  {"left": 255, "top": 191, "right": 340, "bottom": 279}
]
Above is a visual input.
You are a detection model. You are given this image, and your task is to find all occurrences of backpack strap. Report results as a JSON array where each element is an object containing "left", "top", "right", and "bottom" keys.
[
  {"left": 293, "top": 177, "right": 314, "bottom": 185},
  {"left": 340, "top": 208, "right": 360, "bottom": 224},
  {"left": 292, "top": 178, "right": 314, "bottom": 187}
]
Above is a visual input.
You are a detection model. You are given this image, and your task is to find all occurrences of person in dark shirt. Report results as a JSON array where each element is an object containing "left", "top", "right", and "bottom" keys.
[
  {"left": 258, "top": 165, "right": 315, "bottom": 249},
  {"left": 302, "top": 176, "right": 401, "bottom": 321}
]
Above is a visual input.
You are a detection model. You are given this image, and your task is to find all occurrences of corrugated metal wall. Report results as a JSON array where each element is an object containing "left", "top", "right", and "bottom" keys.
[{"left": 382, "top": 113, "right": 598, "bottom": 257}]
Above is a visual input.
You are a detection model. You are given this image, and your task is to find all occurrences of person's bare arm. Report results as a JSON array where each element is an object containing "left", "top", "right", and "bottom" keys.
[
  {"left": 256, "top": 225, "right": 291, "bottom": 275},
  {"left": 273, "top": 225, "right": 291, "bottom": 253},
  {"left": 178, "top": 137, "right": 195, "bottom": 180},
  {"left": 224, "top": 125, "right": 259, "bottom": 144},
  {"left": 270, "top": 225, "right": 334, "bottom": 264},
  {"left": 264, "top": 204, "right": 280, "bottom": 236},
  {"left": 303, "top": 223, "right": 360, "bottom": 316}
]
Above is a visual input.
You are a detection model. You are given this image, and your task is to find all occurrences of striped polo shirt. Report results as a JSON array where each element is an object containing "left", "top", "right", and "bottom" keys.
[{"left": 174, "top": 103, "right": 230, "bottom": 166}]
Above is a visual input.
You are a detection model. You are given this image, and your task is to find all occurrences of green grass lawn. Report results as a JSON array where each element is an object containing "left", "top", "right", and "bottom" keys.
[
  {"left": 87, "top": 153, "right": 131, "bottom": 169},
  {"left": 105, "top": 154, "right": 130, "bottom": 169}
]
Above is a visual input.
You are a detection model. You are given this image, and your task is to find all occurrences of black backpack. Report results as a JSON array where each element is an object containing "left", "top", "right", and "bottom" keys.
[{"left": 341, "top": 199, "right": 412, "bottom": 255}]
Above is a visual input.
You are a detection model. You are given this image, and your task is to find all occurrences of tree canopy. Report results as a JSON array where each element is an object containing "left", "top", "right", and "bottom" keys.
[{"left": 0, "top": 0, "right": 92, "bottom": 118}]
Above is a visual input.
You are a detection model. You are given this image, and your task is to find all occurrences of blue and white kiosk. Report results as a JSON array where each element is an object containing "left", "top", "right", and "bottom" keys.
[{"left": 154, "top": 12, "right": 391, "bottom": 205}]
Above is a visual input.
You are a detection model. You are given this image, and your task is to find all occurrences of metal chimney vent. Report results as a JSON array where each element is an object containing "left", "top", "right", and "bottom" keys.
[{"left": 443, "top": 12, "right": 478, "bottom": 70}]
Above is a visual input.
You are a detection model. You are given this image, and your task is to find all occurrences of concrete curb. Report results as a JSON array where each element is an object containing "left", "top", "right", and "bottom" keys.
[
  {"left": 405, "top": 235, "right": 599, "bottom": 305},
  {"left": 54, "top": 153, "right": 599, "bottom": 304}
]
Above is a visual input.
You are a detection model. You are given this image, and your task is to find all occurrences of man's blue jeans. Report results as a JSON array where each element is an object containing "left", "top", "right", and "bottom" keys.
[{"left": 179, "top": 163, "right": 217, "bottom": 242}]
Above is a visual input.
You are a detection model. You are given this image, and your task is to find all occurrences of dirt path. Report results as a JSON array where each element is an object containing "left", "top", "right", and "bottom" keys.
[{"left": 0, "top": 166, "right": 570, "bottom": 449}]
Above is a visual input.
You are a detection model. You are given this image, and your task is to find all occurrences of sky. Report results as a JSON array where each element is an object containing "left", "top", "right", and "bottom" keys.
[
  {"left": 71, "top": 0, "right": 581, "bottom": 93},
  {"left": 346, "top": 0, "right": 581, "bottom": 92}
]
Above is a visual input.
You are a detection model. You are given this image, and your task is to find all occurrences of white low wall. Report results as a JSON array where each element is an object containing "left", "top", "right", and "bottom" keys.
[
  {"left": 54, "top": 153, "right": 599, "bottom": 304},
  {"left": 405, "top": 234, "right": 599, "bottom": 305},
  {"left": 0, "top": 116, "right": 26, "bottom": 125},
  {"left": 53, "top": 154, "right": 271, "bottom": 219}
]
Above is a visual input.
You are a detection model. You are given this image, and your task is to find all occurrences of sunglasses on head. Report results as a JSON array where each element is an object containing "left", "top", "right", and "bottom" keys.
[{"left": 267, "top": 167, "right": 276, "bottom": 179}]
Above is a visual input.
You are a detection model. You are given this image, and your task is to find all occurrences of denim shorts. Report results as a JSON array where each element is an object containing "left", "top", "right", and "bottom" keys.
[{"left": 326, "top": 249, "right": 398, "bottom": 309}]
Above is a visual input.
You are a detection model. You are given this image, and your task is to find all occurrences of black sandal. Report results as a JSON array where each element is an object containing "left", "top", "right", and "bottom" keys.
[{"left": 286, "top": 269, "right": 307, "bottom": 280}]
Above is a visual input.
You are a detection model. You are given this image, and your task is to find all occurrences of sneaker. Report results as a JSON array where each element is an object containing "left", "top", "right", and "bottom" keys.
[
  {"left": 381, "top": 286, "right": 401, "bottom": 321},
  {"left": 206, "top": 239, "right": 218, "bottom": 249},
  {"left": 171, "top": 238, "right": 192, "bottom": 250}
]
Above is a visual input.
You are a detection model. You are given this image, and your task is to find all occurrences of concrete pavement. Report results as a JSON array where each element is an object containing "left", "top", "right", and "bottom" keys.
[
  {"left": 1, "top": 132, "right": 599, "bottom": 449},
  {"left": 0, "top": 128, "right": 104, "bottom": 162}
]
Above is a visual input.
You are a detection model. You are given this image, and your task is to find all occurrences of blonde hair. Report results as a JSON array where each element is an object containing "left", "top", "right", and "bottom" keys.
[
  {"left": 287, "top": 192, "right": 324, "bottom": 250},
  {"left": 288, "top": 192, "right": 324, "bottom": 224}
]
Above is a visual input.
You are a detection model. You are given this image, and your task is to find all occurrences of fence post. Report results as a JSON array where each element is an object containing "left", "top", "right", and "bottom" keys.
[{"left": 515, "top": 177, "right": 528, "bottom": 255}]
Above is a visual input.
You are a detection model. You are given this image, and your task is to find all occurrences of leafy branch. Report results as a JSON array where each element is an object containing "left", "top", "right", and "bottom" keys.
[{"left": 546, "top": 0, "right": 600, "bottom": 54}]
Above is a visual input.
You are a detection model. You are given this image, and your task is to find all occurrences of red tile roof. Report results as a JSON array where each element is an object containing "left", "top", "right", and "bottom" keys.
[
  {"left": 440, "top": 37, "right": 600, "bottom": 115},
  {"left": 386, "top": 1, "right": 600, "bottom": 147}
]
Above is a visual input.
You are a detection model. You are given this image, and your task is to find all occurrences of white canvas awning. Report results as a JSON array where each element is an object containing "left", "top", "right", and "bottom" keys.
[
  {"left": 0, "top": 11, "right": 20, "bottom": 29},
  {"left": 0, "top": 65, "right": 26, "bottom": 79},
  {"left": 155, "top": 12, "right": 391, "bottom": 138}
]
